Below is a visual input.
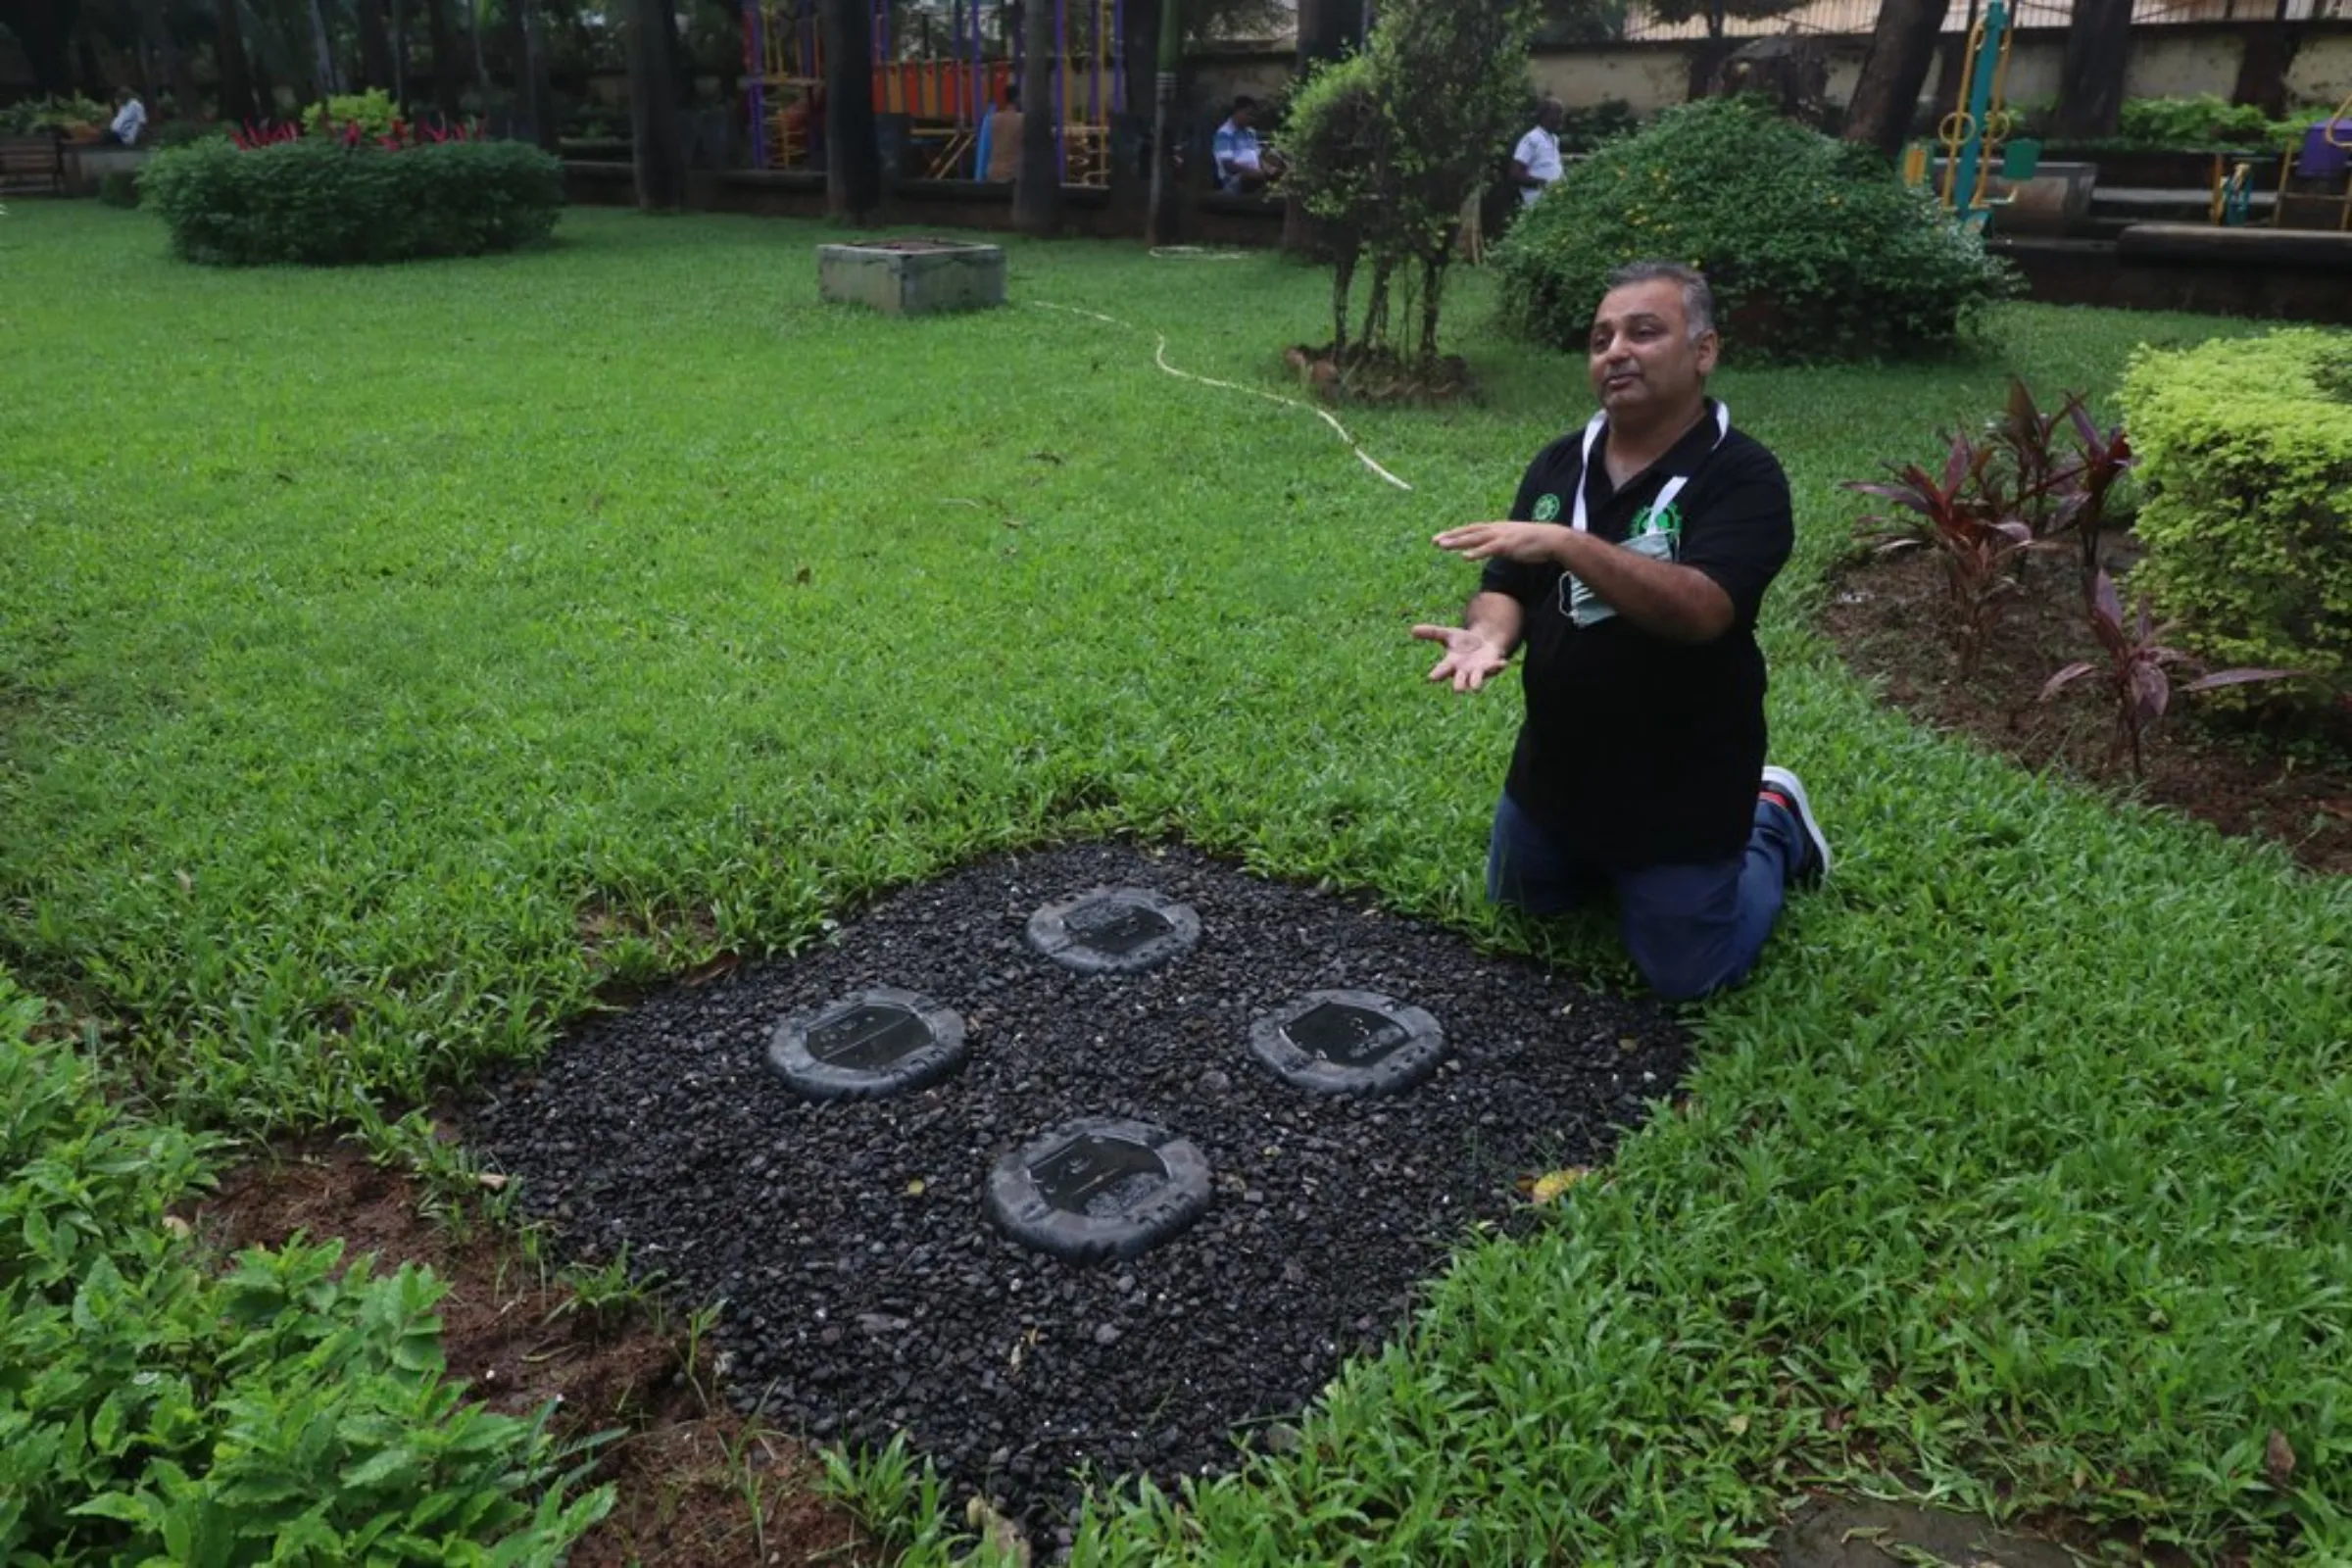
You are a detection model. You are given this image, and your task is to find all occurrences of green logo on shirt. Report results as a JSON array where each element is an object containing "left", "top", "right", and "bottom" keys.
[
  {"left": 1635, "top": 500, "right": 1683, "bottom": 537},
  {"left": 1532, "top": 493, "right": 1561, "bottom": 521}
]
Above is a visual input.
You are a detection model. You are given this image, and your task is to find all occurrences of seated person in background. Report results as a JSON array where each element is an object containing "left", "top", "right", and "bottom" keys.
[
  {"left": 1212, "top": 95, "right": 1285, "bottom": 194},
  {"left": 103, "top": 87, "right": 147, "bottom": 146}
]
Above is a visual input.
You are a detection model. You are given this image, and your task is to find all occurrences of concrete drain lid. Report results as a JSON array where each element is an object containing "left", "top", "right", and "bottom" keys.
[
  {"left": 1248, "top": 990, "right": 1446, "bottom": 1095},
  {"left": 766, "top": 988, "right": 967, "bottom": 1101},
  {"left": 985, "top": 1117, "right": 1212, "bottom": 1263},
  {"left": 1024, "top": 887, "right": 1200, "bottom": 975}
]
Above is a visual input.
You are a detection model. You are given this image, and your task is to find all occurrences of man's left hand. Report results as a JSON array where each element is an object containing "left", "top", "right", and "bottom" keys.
[{"left": 1434, "top": 522, "right": 1568, "bottom": 565}]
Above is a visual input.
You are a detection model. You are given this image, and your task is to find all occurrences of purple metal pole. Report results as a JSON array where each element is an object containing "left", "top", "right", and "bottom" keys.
[
  {"left": 747, "top": 0, "right": 767, "bottom": 167},
  {"left": 1054, "top": 0, "right": 1066, "bottom": 177},
  {"left": 1111, "top": 0, "right": 1124, "bottom": 113}
]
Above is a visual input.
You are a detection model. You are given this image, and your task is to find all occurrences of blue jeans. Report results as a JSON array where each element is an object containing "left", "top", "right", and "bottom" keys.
[{"left": 1485, "top": 791, "right": 1804, "bottom": 1002}]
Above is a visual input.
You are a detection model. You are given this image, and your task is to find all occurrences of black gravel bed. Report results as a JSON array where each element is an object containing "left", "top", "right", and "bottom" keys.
[{"left": 469, "top": 841, "right": 1691, "bottom": 1535}]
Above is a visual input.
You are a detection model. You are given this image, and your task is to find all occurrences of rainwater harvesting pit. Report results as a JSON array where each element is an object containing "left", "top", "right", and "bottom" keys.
[{"left": 471, "top": 841, "right": 1691, "bottom": 1535}]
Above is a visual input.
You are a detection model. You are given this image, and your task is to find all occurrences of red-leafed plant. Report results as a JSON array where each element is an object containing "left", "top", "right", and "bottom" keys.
[
  {"left": 2059, "top": 396, "right": 2135, "bottom": 578},
  {"left": 2041, "top": 569, "right": 2302, "bottom": 778},
  {"left": 1847, "top": 431, "right": 2048, "bottom": 675}
]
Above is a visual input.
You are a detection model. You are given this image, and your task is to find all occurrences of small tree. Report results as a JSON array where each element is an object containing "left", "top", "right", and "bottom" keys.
[{"left": 1284, "top": 0, "right": 1539, "bottom": 380}]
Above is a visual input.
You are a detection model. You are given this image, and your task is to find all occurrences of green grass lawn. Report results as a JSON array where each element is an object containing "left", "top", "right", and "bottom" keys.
[{"left": 4, "top": 202, "right": 2347, "bottom": 1563}]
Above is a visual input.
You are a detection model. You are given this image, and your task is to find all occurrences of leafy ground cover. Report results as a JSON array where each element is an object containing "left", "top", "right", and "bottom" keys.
[{"left": 3, "top": 203, "right": 2347, "bottom": 1562}]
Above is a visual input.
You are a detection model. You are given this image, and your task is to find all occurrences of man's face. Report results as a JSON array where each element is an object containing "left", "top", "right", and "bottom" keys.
[
  {"left": 1538, "top": 104, "right": 1564, "bottom": 132},
  {"left": 1587, "top": 278, "right": 1718, "bottom": 421}
]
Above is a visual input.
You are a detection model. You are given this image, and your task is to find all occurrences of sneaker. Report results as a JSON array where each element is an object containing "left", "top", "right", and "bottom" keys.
[{"left": 1759, "top": 764, "right": 1831, "bottom": 886}]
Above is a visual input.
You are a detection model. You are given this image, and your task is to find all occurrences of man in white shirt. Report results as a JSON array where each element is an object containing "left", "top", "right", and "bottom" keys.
[
  {"left": 1510, "top": 99, "right": 1565, "bottom": 208},
  {"left": 106, "top": 88, "right": 147, "bottom": 146}
]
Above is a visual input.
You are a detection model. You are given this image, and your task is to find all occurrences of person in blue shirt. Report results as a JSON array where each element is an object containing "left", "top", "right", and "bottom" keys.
[{"left": 1211, "top": 95, "right": 1284, "bottom": 194}]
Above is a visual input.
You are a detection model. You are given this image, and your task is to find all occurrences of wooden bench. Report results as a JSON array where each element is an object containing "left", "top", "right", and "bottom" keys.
[{"left": 0, "top": 135, "right": 65, "bottom": 196}]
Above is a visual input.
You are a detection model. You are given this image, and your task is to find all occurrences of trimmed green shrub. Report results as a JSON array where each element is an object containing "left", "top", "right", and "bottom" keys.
[
  {"left": 2115, "top": 93, "right": 2301, "bottom": 150},
  {"left": 2123, "top": 330, "right": 2352, "bottom": 701},
  {"left": 1493, "top": 98, "right": 2015, "bottom": 364},
  {"left": 141, "top": 138, "right": 564, "bottom": 267},
  {"left": 0, "top": 972, "right": 612, "bottom": 1563},
  {"left": 302, "top": 87, "right": 402, "bottom": 142}
]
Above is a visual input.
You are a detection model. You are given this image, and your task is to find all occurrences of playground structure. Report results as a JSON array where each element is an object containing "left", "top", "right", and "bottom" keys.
[
  {"left": 1901, "top": 0, "right": 2040, "bottom": 231},
  {"left": 744, "top": 0, "right": 1127, "bottom": 184},
  {"left": 2209, "top": 92, "right": 2352, "bottom": 230}
]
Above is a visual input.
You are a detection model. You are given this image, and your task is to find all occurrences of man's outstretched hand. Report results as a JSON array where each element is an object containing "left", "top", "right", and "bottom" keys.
[
  {"left": 1411, "top": 624, "right": 1510, "bottom": 693},
  {"left": 1433, "top": 521, "right": 1568, "bottom": 565}
]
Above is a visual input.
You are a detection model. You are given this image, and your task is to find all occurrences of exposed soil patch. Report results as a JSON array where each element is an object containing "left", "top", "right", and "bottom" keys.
[
  {"left": 198, "top": 1144, "right": 875, "bottom": 1568},
  {"left": 1284, "top": 342, "right": 1478, "bottom": 405},
  {"left": 467, "top": 840, "right": 1690, "bottom": 1540},
  {"left": 1820, "top": 537, "right": 2352, "bottom": 875}
]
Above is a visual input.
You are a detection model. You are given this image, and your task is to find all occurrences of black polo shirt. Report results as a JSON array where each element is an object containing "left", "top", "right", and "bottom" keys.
[{"left": 1481, "top": 401, "right": 1794, "bottom": 869}]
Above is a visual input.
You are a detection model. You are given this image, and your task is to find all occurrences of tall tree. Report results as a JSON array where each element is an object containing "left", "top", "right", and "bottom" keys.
[
  {"left": 422, "top": 0, "right": 461, "bottom": 114},
  {"left": 1144, "top": 0, "right": 1181, "bottom": 243},
  {"left": 1283, "top": 0, "right": 1362, "bottom": 254},
  {"left": 0, "top": 0, "right": 82, "bottom": 92},
  {"left": 2231, "top": 0, "right": 2302, "bottom": 120},
  {"left": 355, "top": 0, "right": 393, "bottom": 86},
  {"left": 2051, "top": 0, "right": 2131, "bottom": 139},
  {"left": 132, "top": 0, "right": 203, "bottom": 114},
  {"left": 1843, "top": 0, "right": 1948, "bottom": 161},
  {"left": 821, "top": 0, "right": 882, "bottom": 219},
  {"left": 214, "top": 0, "right": 257, "bottom": 118},
  {"left": 627, "top": 0, "right": 688, "bottom": 207},
  {"left": 1012, "top": 0, "right": 1061, "bottom": 234},
  {"left": 517, "top": 0, "right": 557, "bottom": 146},
  {"left": 306, "top": 0, "right": 341, "bottom": 98}
]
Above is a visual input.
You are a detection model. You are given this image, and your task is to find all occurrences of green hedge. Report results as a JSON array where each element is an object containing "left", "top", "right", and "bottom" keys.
[
  {"left": 1492, "top": 99, "right": 2014, "bottom": 364},
  {"left": 141, "top": 138, "right": 564, "bottom": 267},
  {"left": 2123, "top": 330, "right": 2352, "bottom": 698},
  {"left": 0, "top": 975, "right": 611, "bottom": 1563}
]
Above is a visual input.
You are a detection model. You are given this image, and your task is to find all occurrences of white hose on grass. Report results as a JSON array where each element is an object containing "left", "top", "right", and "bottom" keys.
[{"left": 1030, "top": 301, "right": 1413, "bottom": 493}]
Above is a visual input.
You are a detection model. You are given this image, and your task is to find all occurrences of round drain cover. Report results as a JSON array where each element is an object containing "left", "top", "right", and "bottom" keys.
[
  {"left": 1248, "top": 989, "right": 1446, "bottom": 1095},
  {"left": 1024, "top": 887, "right": 1200, "bottom": 975},
  {"left": 985, "top": 1117, "right": 1212, "bottom": 1263},
  {"left": 767, "top": 988, "right": 968, "bottom": 1101}
]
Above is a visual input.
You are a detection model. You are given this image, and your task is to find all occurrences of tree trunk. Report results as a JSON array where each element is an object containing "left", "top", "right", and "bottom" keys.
[
  {"left": 821, "top": 0, "right": 882, "bottom": 220},
  {"left": 466, "top": 0, "right": 488, "bottom": 89},
  {"left": 1, "top": 0, "right": 80, "bottom": 93},
  {"left": 308, "top": 0, "right": 341, "bottom": 100},
  {"left": 355, "top": 0, "right": 393, "bottom": 87},
  {"left": 1843, "top": 0, "right": 1950, "bottom": 162},
  {"left": 626, "top": 0, "right": 688, "bottom": 209},
  {"left": 1144, "top": 0, "right": 1181, "bottom": 244},
  {"left": 423, "top": 0, "right": 462, "bottom": 115},
  {"left": 2230, "top": 0, "right": 2299, "bottom": 120},
  {"left": 390, "top": 0, "right": 407, "bottom": 102},
  {"left": 133, "top": 0, "right": 203, "bottom": 115},
  {"left": 213, "top": 0, "right": 256, "bottom": 119},
  {"left": 2051, "top": 0, "right": 2132, "bottom": 139},
  {"left": 1012, "top": 0, "right": 1062, "bottom": 235},
  {"left": 1284, "top": 0, "right": 1358, "bottom": 254},
  {"left": 518, "top": 0, "right": 557, "bottom": 147}
]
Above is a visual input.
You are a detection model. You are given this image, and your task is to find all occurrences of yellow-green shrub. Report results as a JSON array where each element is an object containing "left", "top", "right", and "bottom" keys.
[{"left": 2122, "top": 330, "right": 2352, "bottom": 699}]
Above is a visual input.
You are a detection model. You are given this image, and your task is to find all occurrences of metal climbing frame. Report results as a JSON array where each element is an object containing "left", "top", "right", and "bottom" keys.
[{"left": 744, "top": 0, "right": 1123, "bottom": 185}]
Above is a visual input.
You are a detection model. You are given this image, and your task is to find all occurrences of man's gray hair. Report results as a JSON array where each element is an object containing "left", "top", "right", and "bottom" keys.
[{"left": 1603, "top": 260, "right": 1716, "bottom": 343}]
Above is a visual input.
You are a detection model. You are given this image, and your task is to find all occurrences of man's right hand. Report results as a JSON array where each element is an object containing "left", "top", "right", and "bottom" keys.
[{"left": 1410, "top": 624, "right": 1510, "bottom": 693}]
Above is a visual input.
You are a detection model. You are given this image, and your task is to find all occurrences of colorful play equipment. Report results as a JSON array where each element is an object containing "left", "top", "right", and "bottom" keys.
[
  {"left": 1901, "top": 0, "right": 2038, "bottom": 231},
  {"left": 2210, "top": 92, "right": 2352, "bottom": 229},
  {"left": 743, "top": 0, "right": 1126, "bottom": 184}
]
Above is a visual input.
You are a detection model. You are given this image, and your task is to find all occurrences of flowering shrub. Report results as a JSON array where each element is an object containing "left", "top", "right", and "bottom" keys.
[
  {"left": 1493, "top": 98, "right": 2015, "bottom": 364},
  {"left": 142, "top": 136, "right": 563, "bottom": 267}
]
